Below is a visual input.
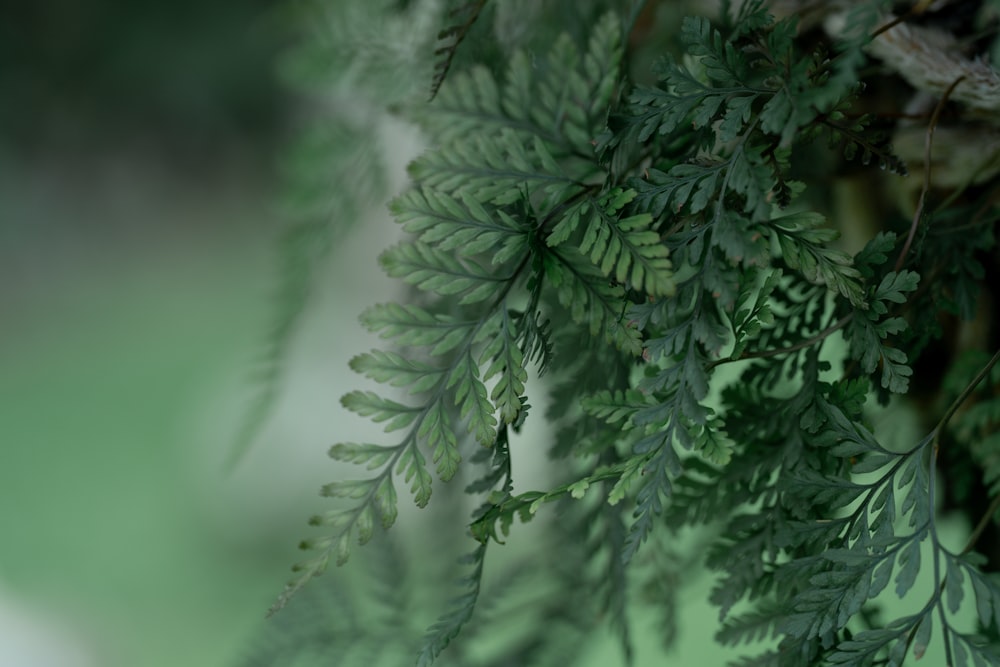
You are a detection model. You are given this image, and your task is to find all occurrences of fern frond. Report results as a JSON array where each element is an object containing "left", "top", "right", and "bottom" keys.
[
  {"left": 527, "top": 14, "right": 622, "bottom": 153},
  {"left": 264, "top": 4, "right": 1000, "bottom": 664},
  {"left": 548, "top": 187, "right": 675, "bottom": 298},
  {"left": 478, "top": 309, "right": 528, "bottom": 424},
  {"left": 391, "top": 188, "right": 530, "bottom": 264},
  {"left": 275, "top": 300, "right": 521, "bottom": 608},
  {"left": 409, "top": 130, "right": 583, "bottom": 206},
  {"left": 429, "top": 0, "right": 489, "bottom": 100},
  {"left": 380, "top": 242, "right": 511, "bottom": 304},
  {"left": 768, "top": 211, "right": 867, "bottom": 308},
  {"left": 716, "top": 602, "right": 784, "bottom": 647},
  {"left": 845, "top": 270, "right": 920, "bottom": 393},
  {"left": 544, "top": 246, "right": 644, "bottom": 356},
  {"left": 582, "top": 389, "right": 656, "bottom": 428},
  {"left": 425, "top": 9, "right": 620, "bottom": 156},
  {"left": 416, "top": 543, "right": 487, "bottom": 667}
]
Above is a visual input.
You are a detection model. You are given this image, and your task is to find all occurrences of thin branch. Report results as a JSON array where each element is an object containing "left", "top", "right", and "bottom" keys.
[
  {"left": 927, "top": 420, "right": 954, "bottom": 667},
  {"left": 962, "top": 494, "right": 1000, "bottom": 556},
  {"left": 894, "top": 75, "right": 965, "bottom": 273},
  {"left": 932, "top": 345, "right": 1000, "bottom": 560},
  {"left": 933, "top": 347, "right": 1000, "bottom": 440},
  {"left": 709, "top": 314, "right": 853, "bottom": 370},
  {"left": 870, "top": 14, "right": 909, "bottom": 42}
]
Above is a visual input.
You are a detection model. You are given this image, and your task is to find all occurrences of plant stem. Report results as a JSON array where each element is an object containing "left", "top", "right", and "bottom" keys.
[
  {"left": 933, "top": 347, "right": 1000, "bottom": 439},
  {"left": 962, "top": 494, "right": 1000, "bottom": 555},
  {"left": 709, "top": 313, "right": 852, "bottom": 369},
  {"left": 894, "top": 75, "right": 965, "bottom": 273}
]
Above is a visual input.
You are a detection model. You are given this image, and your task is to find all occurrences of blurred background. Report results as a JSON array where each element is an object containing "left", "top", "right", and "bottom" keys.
[{"left": 0, "top": 1, "right": 391, "bottom": 665}]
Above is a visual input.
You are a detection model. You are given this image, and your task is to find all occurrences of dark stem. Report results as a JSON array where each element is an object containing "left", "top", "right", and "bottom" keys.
[
  {"left": 894, "top": 76, "right": 965, "bottom": 273},
  {"left": 962, "top": 494, "right": 1000, "bottom": 556},
  {"left": 708, "top": 314, "right": 852, "bottom": 370},
  {"left": 933, "top": 347, "right": 1000, "bottom": 439}
]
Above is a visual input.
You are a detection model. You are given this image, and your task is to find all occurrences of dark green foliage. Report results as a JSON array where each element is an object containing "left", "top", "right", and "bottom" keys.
[{"left": 253, "top": 1, "right": 1000, "bottom": 665}]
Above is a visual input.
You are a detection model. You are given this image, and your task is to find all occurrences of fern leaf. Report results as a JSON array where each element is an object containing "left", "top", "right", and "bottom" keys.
[
  {"left": 408, "top": 128, "right": 582, "bottom": 205},
  {"left": 582, "top": 389, "right": 656, "bottom": 427},
  {"left": 478, "top": 309, "right": 529, "bottom": 424},
  {"left": 329, "top": 441, "right": 397, "bottom": 469},
  {"left": 634, "top": 162, "right": 724, "bottom": 218},
  {"left": 340, "top": 391, "right": 421, "bottom": 433},
  {"left": 416, "top": 543, "right": 487, "bottom": 667},
  {"left": 696, "top": 415, "right": 733, "bottom": 465},
  {"left": 544, "top": 246, "right": 644, "bottom": 356},
  {"left": 529, "top": 13, "right": 622, "bottom": 152},
  {"left": 379, "top": 242, "right": 510, "bottom": 304},
  {"left": 350, "top": 350, "right": 444, "bottom": 391},
  {"left": 425, "top": 11, "right": 621, "bottom": 155},
  {"left": 446, "top": 349, "right": 498, "bottom": 446},
  {"left": 549, "top": 188, "right": 675, "bottom": 298},
  {"left": 361, "top": 303, "right": 476, "bottom": 355},
  {"left": 846, "top": 270, "right": 919, "bottom": 393},
  {"left": 621, "top": 445, "right": 673, "bottom": 564},
  {"left": 391, "top": 188, "right": 531, "bottom": 264},
  {"left": 716, "top": 602, "right": 784, "bottom": 646},
  {"left": 429, "top": 0, "right": 489, "bottom": 100},
  {"left": 768, "top": 211, "right": 867, "bottom": 308},
  {"left": 418, "top": 401, "right": 463, "bottom": 480},
  {"left": 397, "top": 440, "right": 435, "bottom": 506}
]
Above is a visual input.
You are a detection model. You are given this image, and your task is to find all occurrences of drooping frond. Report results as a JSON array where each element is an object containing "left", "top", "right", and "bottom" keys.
[
  {"left": 547, "top": 187, "right": 675, "bottom": 298},
  {"left": 416, "top": 543, "right": 488, "bottom": 667},
  {"left": 228, "top": 0, "right": 442, "bottom": 468},
  {"left": 274, "top": 11, "right": 641, "bottom": 623}
]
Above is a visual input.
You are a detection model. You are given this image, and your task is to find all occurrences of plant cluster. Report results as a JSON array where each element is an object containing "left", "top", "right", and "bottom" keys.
[{"left": 243, "top": 1, "right": 1000, "bottom": 665}]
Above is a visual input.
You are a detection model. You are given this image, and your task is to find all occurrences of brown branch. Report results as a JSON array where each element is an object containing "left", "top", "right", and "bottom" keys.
[
  {"left": 429, "top": 0, "right": 489, "bottom": 101},
  {"left": 894, "top": 75, "right": 966, "bottom": 273}
]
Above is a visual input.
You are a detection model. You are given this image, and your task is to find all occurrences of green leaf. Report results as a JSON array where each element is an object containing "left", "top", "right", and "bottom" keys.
[
  {"left": 379, "top": 242, "right": 507, "bottom": 304},
  {"left": 397, "top": 442, "right": 434, "bottom": 507},
  {"left": 582, "top": 389, "right": 655, "bottom": 427},
  {"left": 912, "top": 613, "right": 932, "bottom": 661},
  {"left": 417, "top": 544, "right": 487, "bottom": 667},
  {"left": 320, "top": 479, "right": 375, "bottom": 500},
  {"left": 391, "top": 188, "right": 530, "bottom": 264},
  {"left": 371, "top": 476, "right": 398, "bottom": 528},
  {"left": 409, "top": 127, "right": 581, "bottom": 206},
  {"left": 769, "top": 211, "right": 866, "bottom": 307},
  {"left": 945, "top": 555, "right": 965, "bottom": 615},
  {"left": 545, "top": 246, "right": 644, "bottom": 355},
  {"left": 447, "top": 350, "right": 498, "bottom": 445},
  {"left": 340, "top": 391, "right": 420, "bottom": 432},
  {"left": 328, "top": 442, "right": 397, "bottom": 470},
  {"left": 350, "top": 350, "right": 444, "bottom": 392},
  {"left": 418, "top": 400, "right": 462, "bottom": 480},
  {"left": 894, "top": 535, "right": 923, "bottom": 598},
  {"left": 478, "top": 311, "right": 529, "bottom": 424},
  {"left": 695, "top": 417, "right": 733, "bottom": 465},
  {"left": 548, "top": 188, "right": 676, "bottom": 298},
  {"left": 361, "top": 303, "right": 475, "bottom": 356}
]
